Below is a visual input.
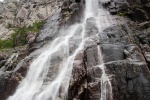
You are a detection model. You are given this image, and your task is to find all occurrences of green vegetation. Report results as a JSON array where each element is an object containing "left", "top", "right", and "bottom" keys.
[
  {"left": 0, "top": 16, "right": 3, "bottom": 20},
  {"left": 0, "top": 39, "right": 14, "bottom": 49},
  {"left": 117, "top": 11, "right": 129, "bottom": 16},
  {"left": 0, "top": 21, "right": 44, "bottom": 49}
]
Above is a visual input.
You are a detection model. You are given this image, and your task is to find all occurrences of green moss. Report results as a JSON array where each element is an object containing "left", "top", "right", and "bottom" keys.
[
  {"left": 117, "top": 11, "right": 129, "bottom": 16},
  {"left": 0, "top": 21, "right": 45, "bottom": 49},
  {"left": 29, "top": 21, "right": 45, "bottom": 32}
]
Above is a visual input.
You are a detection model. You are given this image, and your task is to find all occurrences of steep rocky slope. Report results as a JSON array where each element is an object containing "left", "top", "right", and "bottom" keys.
[
  {"left": 69, "top": 0, "right": 150, "bottom": 100},
  {"left": 0, "top": 0, "right": 149, "bottom": 100},
  {"left": 0, "top": 0, "right": 84, "bottom": 99}
]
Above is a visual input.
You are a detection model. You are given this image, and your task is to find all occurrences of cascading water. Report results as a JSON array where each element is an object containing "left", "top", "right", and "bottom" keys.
[
  {"left": 8, "top": 0, "right": 115, "bottom": 100},
  {"left": 97, "top": 46, "right": 112, "bottom": 100}
]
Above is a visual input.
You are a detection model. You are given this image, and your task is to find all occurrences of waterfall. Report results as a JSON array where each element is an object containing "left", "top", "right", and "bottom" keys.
[{"left": 8, "top": 0, "right": 114, "bottom": 100}]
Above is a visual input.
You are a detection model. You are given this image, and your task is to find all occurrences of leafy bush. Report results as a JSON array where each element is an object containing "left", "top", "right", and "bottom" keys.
[{"left": 0, "top": 21, "right": 44, "bottom": 49}]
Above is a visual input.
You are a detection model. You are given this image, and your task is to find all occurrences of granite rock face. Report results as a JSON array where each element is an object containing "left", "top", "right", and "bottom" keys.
[
  {"left": 104, "top": 0, "right": 150, "bottom": 22},
  {"left": 0, "top": 0, "right": 62, "bottom": 40},
  {"left": 101, "top": 25, "right": 150, "bottom": 100},
  {"left": 68, "top": 0, "right": 150, "bottom": 99},
  {"left": 69, "top": 23, "right": 150, "bottom": 100},
  {"left": 0, "top": 0, "right": 150, "bottom": 100}
]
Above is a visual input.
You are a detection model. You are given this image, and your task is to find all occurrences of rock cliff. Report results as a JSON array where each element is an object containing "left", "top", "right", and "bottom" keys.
[{"left": 0, "top": 0, "right": 149, "bottom": 100}]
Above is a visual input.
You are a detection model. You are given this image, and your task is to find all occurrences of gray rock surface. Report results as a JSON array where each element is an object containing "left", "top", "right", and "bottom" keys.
[{"left": 0, "top": 0, "right": 150, "bottom": 100}]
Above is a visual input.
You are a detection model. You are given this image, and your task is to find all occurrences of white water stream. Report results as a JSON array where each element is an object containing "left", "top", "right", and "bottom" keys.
[{"left": 8, "top": 0, "right": 114, "bottom": 100}]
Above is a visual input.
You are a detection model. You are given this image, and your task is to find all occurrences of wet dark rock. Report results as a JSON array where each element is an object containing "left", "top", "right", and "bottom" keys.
[
  {"left": 136, "top": 28, "right": 150, "bottom": 45},
  {"left": 69, "top": 51, "right": 87, "bottom": 100},
  {"left": 69, "top": 45, "right": 102, "bottom": 100},
  {"left": 85, "top": 46, "right": 99, "bottom": 70},
  {"left": 141, "top": 44, "right": 150, "bottom": 67},
  {"left": 0, "top": 71, "right": 11, "bottom": 100},
  {"left": 106, "top": 60, "right": 150, "bottom": 100},
  {"left": 0, "top": 56, "right": 5, "bottom": 62},
  {"left": 85, "top": 17, "right": 99, "bottom": 38},
  {"left": 99, "top": 25, "right": 133, "bottom": 44},
  {"left": 75, "top": 0, "right": 81, "bottom": 3},
  {"left": 87, "top": 82, "right": 101, "bottom": 100},
  {"left": 104, "top": 0, "right": 150, "bottom": 22},
  {"left": 99, "top": 22, "right": 150, "bottom": 100},
  {"left": 0, "top": 56, "right": 32, "bottom": 100},
  {"left": 70, "top": 21, "right": 150, "bottom": 100},
  {"left": 101, "top": 44, "right": 125, "bottom": 63},
  {"left": 0, "top": 71, "right": 10, "bottom": 93},
  {"left": 137, "top": 21, "right": 150, "bottom": 29},
  {"left": 130, "top": 8, "right": 149, "bottom": 22},
  {"left": 61, "top": 0, "right": 84, "bottom": 25},
  {"left": 36, "top": 9, "right": 61, "bottom": 43},
  {"left": 0, "top": 47, "right": 31, "bottom": 100}
]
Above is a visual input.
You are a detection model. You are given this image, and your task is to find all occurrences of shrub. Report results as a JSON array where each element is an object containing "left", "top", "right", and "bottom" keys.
[{"left": 0, "top": 38, "right": 14, "bottom": 49}]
